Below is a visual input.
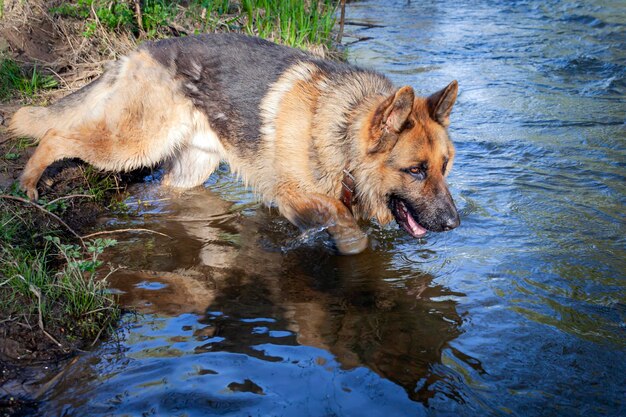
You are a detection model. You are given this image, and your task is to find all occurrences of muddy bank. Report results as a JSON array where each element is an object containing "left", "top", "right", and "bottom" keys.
[
  {"left": 0, "top": 130, "right": 134, "bottom": 416},
  {"left": 0, "top": 106, "right": 152, "bottom": 407}
]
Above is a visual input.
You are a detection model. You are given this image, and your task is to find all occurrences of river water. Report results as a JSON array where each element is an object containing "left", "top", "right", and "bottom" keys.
[{"left": 40, "top": 1, "right": 625, "bottom": 416}]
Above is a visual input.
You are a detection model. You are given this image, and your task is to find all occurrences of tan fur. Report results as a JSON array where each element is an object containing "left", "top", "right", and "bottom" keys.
[
  {"left": 348, "top": 96, "right": 457, "bottom": 226},
  {"left": 12, "top": 51, "right": 228, "bottom": 200},
  {"left": 245, "top": 63, "right": 404, "bottom": 252},
  {"left": 10, "top": 106, "right": 52, "bottom": 140}
]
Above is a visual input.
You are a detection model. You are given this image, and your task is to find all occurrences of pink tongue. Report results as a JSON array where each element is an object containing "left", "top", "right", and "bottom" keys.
[{"left": 406, "top": 210, "right": 427, "bottom": 237}]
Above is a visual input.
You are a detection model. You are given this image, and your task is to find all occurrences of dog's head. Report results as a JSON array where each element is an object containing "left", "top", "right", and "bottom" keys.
[{"left": 358, "top": 81, "right": 460, "bottom": 237}]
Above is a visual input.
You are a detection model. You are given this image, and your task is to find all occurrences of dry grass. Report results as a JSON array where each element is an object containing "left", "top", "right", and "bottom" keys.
[{"left": 1, "top": 0, "right": 135, "bottom": 98}]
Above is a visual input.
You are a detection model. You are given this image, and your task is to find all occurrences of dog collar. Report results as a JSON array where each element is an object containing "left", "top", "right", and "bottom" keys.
[{"left": 340, "top": 169, "right": 357, "bottom": 213}]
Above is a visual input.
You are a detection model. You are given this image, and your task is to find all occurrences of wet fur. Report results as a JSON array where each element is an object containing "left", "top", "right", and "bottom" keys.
[{"left": 10, "top": 33, "right": 459, "bottom": 254}]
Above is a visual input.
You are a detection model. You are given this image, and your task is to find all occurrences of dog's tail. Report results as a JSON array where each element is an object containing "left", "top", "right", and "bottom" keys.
[{"left": 9, "top": 106, "right": 54, "bottom": 140}]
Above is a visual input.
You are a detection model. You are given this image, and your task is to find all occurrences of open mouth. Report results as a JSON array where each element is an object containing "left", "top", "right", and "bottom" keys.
[{"left": 389, "top": 197, "right": 428, "bottom": 238}]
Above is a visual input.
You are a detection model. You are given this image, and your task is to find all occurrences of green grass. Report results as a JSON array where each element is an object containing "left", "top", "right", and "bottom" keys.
[
  {"left": 48, "top": 0, "right": 92, "bottom": 19},
  {"left": 199, "top": 0, "right": 232, "bottom": 15},
  {"left": 0, "top": 141, "right": 125, "bottom": 348},
  {"left": 51, "top": 0, "right": 178, "bottom": 36},
  {"left": 49, "top": 0, "right": 338, "bottom": 48},
  {"left": 241, "top": 0, "right": 337, "bottom": 48},
  {"left": 2, "top": 137, "right": 36, "bottom": 162},
  {"left": 142, "top": 1, "right": 178, "bottom": 37},
  {"left": 0, "top": 58, "right": 58, "bottom": 101},
  {"left": 79, "top": 166, "right": 123, "bottom": 202},
  {"left": 0, "top": 204, "right": 120, "bottom": 342}
]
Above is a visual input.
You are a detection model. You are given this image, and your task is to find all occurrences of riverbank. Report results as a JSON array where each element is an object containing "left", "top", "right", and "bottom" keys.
[{"left": 0, "top": 1, "right": 341, "bottom": 413}]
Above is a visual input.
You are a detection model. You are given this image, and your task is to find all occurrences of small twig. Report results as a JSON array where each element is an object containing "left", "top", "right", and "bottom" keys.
[
  {"left": 337, "top": 0, "right": 346, "bottom": 44},
  {"left": 342, "top": 36, "right": 374, "bottom": 46},
  {"left": 133, "top": 0, "right": 145, "bottom": 36},
  {"left": 13, "top": 320, "right": 31, "bottom": 329},
  {"left": 71, "top": 61, "right": 110, "bottom": 69},
  {"left": 90, "top": 325, "right": 106, "bottom": 347},
  {"left": 50, "top": 5, "right": 78, "bottom": 58},
  {"left": 82, "top": 228, "right": 171, "bottom": 239},
  {"left": 113, "top": 174, "right": 121, "bottom": 191},
  {"left": 28, "top": 284, "right": 64, "bottom": 349},
  {"left": 63, "top": 70, "right": 102, "bottom": 86},
  {"left": 124, "top": 197, "right": 171, "bottom": 205},
  {"left": 2, "top": 212, "right": 18, "bottom": 228},
  {"left": 169, "top": 22, "right": 189, "bottom": 36},
  {"left": 44, "top": 194, "right": 95, "bottom": 207},
  {"left": 100, "top": 265, "right": 121, "bottom": 283},
  {"left": 84, "top": 306, "right": 114, "bottom": 316},
  {"left": 47, "top": 68, "right": 71, "bottom": 90},
  {"left": 33, "top": 356, "right": 80, "bottom": 400},
  {"left": 0, "top": 195, "right": 85, "bottom": 247},
  {"left": 90, "top": 2, "right": 116, "bottom": 47},
  {"left": 0, "top": 132, "right": 12, "bottom": 144},
  {"left": 343, "top": 20, "right": 386, "bottom": 28}
]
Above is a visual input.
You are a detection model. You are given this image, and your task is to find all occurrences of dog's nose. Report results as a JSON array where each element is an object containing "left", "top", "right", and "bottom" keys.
[{"left": 442, "top": 212, "right": 460, "bottom": 231}]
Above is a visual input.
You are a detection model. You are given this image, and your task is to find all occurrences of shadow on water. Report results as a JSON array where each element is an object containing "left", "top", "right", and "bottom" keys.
[{"left": 40, "top": 184, "right": 470, "bottom": 416}]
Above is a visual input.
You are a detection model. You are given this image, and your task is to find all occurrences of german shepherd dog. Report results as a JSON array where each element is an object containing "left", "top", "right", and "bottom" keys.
[{"left": 10, "top": 34, "right": 460, "bottom": 254}]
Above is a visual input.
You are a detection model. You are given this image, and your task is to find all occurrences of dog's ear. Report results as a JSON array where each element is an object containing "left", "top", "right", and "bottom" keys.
[
  {"left": 369, "top": 86, "right": 414, "bottom": 154},
  {"left": 383, "top": 86, "right": 414, "bottom": 133},
  {"left": 427, "top": 80, "right": 458, "bottom": 127}
]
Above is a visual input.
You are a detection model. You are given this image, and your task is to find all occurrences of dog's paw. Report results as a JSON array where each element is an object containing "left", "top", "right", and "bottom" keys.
[
  {"left": 20, "top": 180, "right": 39, "bottom": 201},
  {"left": 332, "top": 227, "right": 368, "bottom": 255},
  {"left": 24, "top": 187, "right": 39, "bottom": 201},
  {"left": 26, "top": 187, "right": 39, "bottom": 202}
]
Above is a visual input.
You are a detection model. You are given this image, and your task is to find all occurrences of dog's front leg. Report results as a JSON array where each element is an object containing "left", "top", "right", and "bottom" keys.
[{"left": 276, "top": 188, "right": 368, "bottom": 255}]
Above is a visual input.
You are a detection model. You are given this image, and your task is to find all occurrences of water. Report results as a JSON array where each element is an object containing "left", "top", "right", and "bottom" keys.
[{"left": 40, "top": 1, "right": 625, "bottom": 416}]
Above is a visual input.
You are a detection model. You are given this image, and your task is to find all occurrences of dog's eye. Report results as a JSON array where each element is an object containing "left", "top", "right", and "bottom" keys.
[{"left": 405, "top": 163, "right": 428, "bottom": 180}]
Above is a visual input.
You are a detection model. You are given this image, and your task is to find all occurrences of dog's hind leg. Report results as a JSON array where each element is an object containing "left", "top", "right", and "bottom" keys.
[
  {"left": 19, "top": 129, "right": 76, "bottom": 201},
  {"left": 15, "top": 51, "right": 202, "bottom": 199},
  {"left": 274, "top": 185, "right": 368, "bottom": 255}
]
